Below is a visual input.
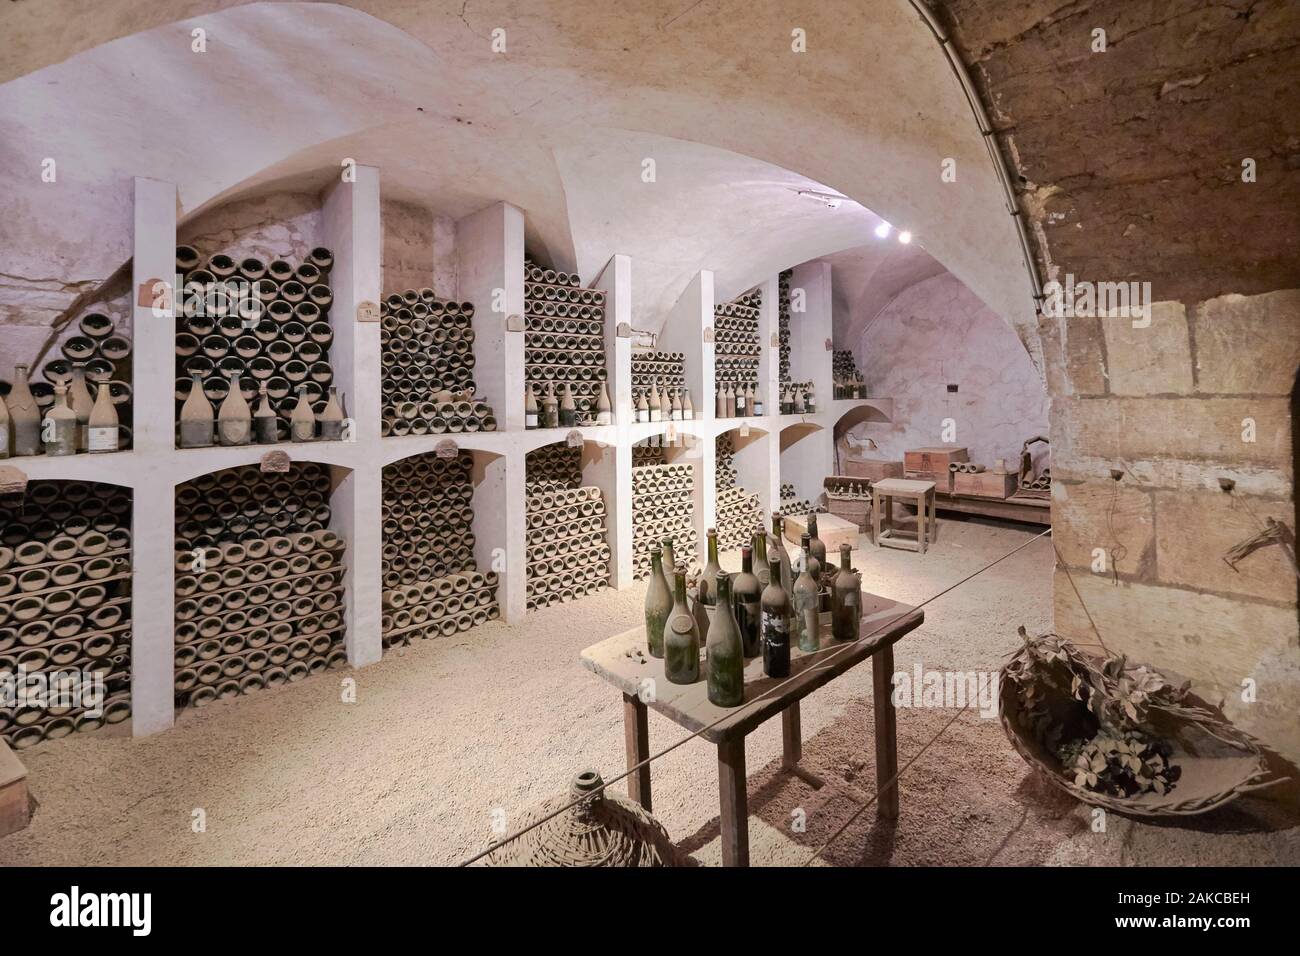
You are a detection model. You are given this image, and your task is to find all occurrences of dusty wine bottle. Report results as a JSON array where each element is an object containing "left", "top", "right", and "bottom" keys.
[
  {"left": 760, "top": 556, "right": 790, "bottom": 678},
  {"left": 6, "top": 364, "right": 40, "bottom": 456},
  {"left": 525, "top": 384, "right": 539, "bottom": 429},
  {"left": 178, "top": 372, "right": 214, "bottom": 448},
  {"left": 752, "top": 529, "right": 770, "bottom": 588},
  {"left": 769, "top": 513, "right": 793, "bottom": 595},
  {"left": 68, "top": 364, "right": 93, "bottom": 451},
  {"left": 42, "top": 384, "right": 78, "bottom": 456},
  {"left": 664, "top": 569, "right": 700, "bottom": 684},
  {"left": 643, "top": 550, "right": 672, "bottom": 659},
  {"left": 87, "top": 381, "right": 119, "bottom": 453},
  {"left": 253, "top": 384, "right": 278, "bottom": 444},
  {"left": 596, "top": 382, "right": 612, "bottom": 425},
  {"left": 792, "top": 534, "right": 821, "bottom": 653},
  {"left": 559, "top": 383, "right": 577, "bottom": 427},
  {"left": 831, "top": 543, "right": 861, "bottom": 641},
  {"left": 706, "top": 573, "right": 744, "bottom": 707},
  {"left": 695, "top": 527, "right": 721, "bottom": 639},
  {"left": 290, "top": 385, "right": 316, "bottom": 442},
  {"left": 318, "top": 385, "right": 345, "bottom": 441},
  {"left": 0, "top": 391, "right": 9, "bottom": 458},
  {"left": 732, "top": 544, "right": 762, "bottom": 657},
  {"left": 217, "top": 370, "right": 251, "bottom": 446},
  {"left": 806, "top": 513, "right": 827, "bottom": 570}
]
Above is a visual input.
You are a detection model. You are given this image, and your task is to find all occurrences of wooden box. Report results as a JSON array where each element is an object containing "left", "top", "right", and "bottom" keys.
[
  {"left": 952, "top": 470, "right": 1017, "bottom": 499},
  {"left": 904, "top": 446, "right": 968, "bottom": 474},
  {"left": 0, "top": 740, "right": 31, "bottom": 838},
  {"left": 783, "top": 512, "right": 860, "bottom": 555},
  {"left": 842, "top": 457, "right": 904, "bottom": 481},
  {"left": 905, "top": 469, "right": 952, "bottom": 494}
]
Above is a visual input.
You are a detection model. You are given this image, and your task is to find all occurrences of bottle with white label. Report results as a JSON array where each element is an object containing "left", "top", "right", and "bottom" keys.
[
  {"left": 635, "top": 389, "right": 649, "bottom": 423},
  {"left": 681, "top": 389, "right": 694, "bottom": 420},
  {"left": 525, "top": 384, "right": 539, "bottom": 429},
  {"left": 760, "top": 556, "right": 791, "bottom": 677},
  {"left": 736, "top": 384, "right": 747, "bottom": 415},
  {"left": 753, "top": 388, "right": 764, "bottom": 416},
  {"left": 87, "top": 381, "right": 119, "bottom": 453}
]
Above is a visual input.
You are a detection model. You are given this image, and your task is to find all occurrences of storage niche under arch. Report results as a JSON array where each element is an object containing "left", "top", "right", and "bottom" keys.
[
  {"left": 525, "top": 440, "right": 613, "bottom": 609},
  {"left": 172, "top": 461, "right": 348, "bottom": 711},
  {"left": 380, "top": 448, "right": 501, "bottom": 648},
  {"left": 1, "top": 478, "right": 134, "bottom": 749}
]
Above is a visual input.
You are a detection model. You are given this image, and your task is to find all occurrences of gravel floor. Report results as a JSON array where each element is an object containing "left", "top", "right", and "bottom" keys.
[{"left": 3, "top": 517, "right": 1297, "bottom": 867}]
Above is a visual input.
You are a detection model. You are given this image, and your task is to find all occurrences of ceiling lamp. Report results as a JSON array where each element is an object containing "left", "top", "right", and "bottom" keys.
[
  {"left": 795, "top": 189, "right": 845, "bottom": 209},
  {"left": 874, "top": 221, "right": 891, "bottom": 239},
  {"left": 897, "top": 230, "right": 913, "bottom": 244}
]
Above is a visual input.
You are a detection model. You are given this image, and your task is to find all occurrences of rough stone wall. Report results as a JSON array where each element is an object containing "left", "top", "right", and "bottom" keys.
[
  {"left": 178, "top": 191, "right": 325, "bottom": 268},
  {"left": 938, "top": 0, "right": 1300, "bottom": 767},
  {"left": 381, "top": 199, "right": 457, "bottom": 299},
  {"left": 847, "top": 273, "right": 1049, "bottom": 470}
]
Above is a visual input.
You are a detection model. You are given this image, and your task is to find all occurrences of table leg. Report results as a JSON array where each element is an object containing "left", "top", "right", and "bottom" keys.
[
  {"left": 871, "top": 490, "right": 881, "bottom": 546},
  {"left": 929, "top": 491, "right": 939, "bottom": 545},
  {"left": 915, "top": 493, "right": 927, "bottom": 554},
  {"left": 622, "top": 692, "right": 652, "bottom": 812},
  {"left": 717, "top": 738, "right": 750, "bottom": 867},
  {"left": 871, "top": 644, "right": 900, "bottom": 819},
  {"left": 781, "top": 701, "right": 802, "bottom": 770}
]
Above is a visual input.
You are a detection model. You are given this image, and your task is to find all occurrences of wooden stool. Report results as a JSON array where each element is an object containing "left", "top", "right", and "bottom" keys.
[{"left": 871, "top": 478, "right": 938, "bottom": 553}]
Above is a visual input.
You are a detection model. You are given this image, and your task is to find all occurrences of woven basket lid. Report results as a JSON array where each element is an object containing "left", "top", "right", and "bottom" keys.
[{"left": 486, "top": 770, "right": 682, "bottom": 867}]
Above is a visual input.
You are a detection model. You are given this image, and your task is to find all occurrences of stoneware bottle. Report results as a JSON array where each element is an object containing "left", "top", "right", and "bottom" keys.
[
  {"left": 179, "top": 372, "right": 214, "bottom": 448},
  {"left": 42, "top": 384, "right": 78, "bottom": 456},
  {"left": 290, "top": 385, "right": 316, "bottom": 442},
  {"left": 7, "top": 364, "right": 41, "bottom": 456},
  {"left": 643, "top": 550, "right": 672, "bottom": 659},
  {"left": 217, "top": 370, "right": 251, "bottom": 446},
  {"left": 706, "top": 573, "right": 745, "bottom": 707},
  {"left": 87, "top": 381, "right": 119, "bottom": 453},
  {"left": 253, "top": 384, "right": 278, "bottom": 444},
  {"left": 664, "top": 569, "right": 700, "bottom": 685},
  {"left": 68, "top": 364, "right": 93, "bottom": 451},
  {"left": 318, "top": 386, "right": 345, "bottom": 441}
]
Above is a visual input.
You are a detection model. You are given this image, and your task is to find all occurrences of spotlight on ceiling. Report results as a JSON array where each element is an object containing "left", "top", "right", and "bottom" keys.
[
  {"left": 897, "top": 230, "right": 913, "bottom": 244},
  {"left": 795, "top": 189, "right": 845, "bottom": 209},
  {"left": 874, "top": 222, "right": 891, "bottom": 239}
]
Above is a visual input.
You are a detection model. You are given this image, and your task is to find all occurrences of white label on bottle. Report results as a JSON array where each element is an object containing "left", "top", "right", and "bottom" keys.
[
  {"left": 762, "top": 611, "right": 789, "bottom": 646},
  {"left": 526, "top": 413, "right": 539, "bottom": 428},
  {"left": 88, "top": 427, "right": 118, "bottom": 452},
  {"left": 736, "top": 396, "right": 746, "bottom": 410}
]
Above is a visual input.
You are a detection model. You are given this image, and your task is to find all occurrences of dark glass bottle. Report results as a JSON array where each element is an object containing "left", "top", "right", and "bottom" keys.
[
  {"left": 831, "top": 543, "right": 861, "bottom": 641},
  {"left": 732, "top": 544, "right": 762, "bottom": 657},
  {"left": 799, "top": 531, "right": 821, "bottom": 584},
  {"left": 769, "top": 514, "right": 792, "bottom": 596},
  {"left": 752, "top": 529, "right": 770, "bottom": 588},
  {"left": 792, "top": 534, "right": 821, "bottom": 653},
  {"left": 695, "top": 527, "right": 722, "bottom": 639},
  {"left": 706, "top": 573, "right": 745, "bottom": 707},
  {"left": 806, "top": 513, "right": 827, "bottom": 570},
  {"left": 760, "top": 557, "right": 791, "bottom": 678},
  {"left": 665, "top": 570, "right": 700, "bottom": 684},
  {"left": 644, "top": 550, "right": 672, "bottom": 658},
  {"left": 658, "top": 537, "right": 676, "bottom": 599}
]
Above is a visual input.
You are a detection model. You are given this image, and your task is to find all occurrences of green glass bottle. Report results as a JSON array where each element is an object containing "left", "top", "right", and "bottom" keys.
[
  {"left": 659, "top": 537, "right": 676, "bottom": 597},
  {"left": 732, "top": 544, "right": 762, "bottom": 657},
  {"left": 706, "top": 573, "right": 745, "bottom": 707},
  {"left": 695, "top": 527, "right": 722, "bottom": 639},
  {"left": 752, "top": 529, "right": 770, "bottom": 588},
  {"left": 665, "top": 570, "right": 700, "bottom": 684},
  {"left": 792, "top": 534, "right": 821, "bottom": 653},
  {"left": 769, "top": 513, "right": 793, "bottom": 596},
  {"left": 760, "top": 557, "right": 791, "bottom": 678},
  {"left": 644, "top": 550, "right": 672, "bottom": 658},
  {"left": 806, "top": 512, "right": 827, "bottom": 570},
  {"left": 831, "top": 543, "right": 861, "bottom": 641}
]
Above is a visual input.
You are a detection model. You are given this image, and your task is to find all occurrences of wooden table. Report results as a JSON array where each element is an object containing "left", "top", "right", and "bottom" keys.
[
  {"left": 580, "top": 590, "right": 923, "bottom": 866},
  {"left": 871, "top": 477, "right": 938, "bottom": 553}
]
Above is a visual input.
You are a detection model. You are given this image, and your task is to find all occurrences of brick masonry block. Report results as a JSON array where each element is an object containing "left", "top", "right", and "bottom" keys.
[
  {"left": 1051, "top": 479, "right": 1155, "bottom": 579},
  {"left": 1194, "top": 290, "right": 1300, "bottom": 397},
  {"left": 1102, "top": 301, "right": 1193, "bottom": 396}
]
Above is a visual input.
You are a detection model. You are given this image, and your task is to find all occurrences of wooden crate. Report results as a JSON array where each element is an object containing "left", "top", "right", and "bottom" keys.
[
  {"left": 904, "top": 446, "right": 968, "bottom": 474},
  {"left": 842, "top": 457, "right": 904, "bottom": 481},
  {"left": 0, "top": 740, "right": 31, "bottom": 838},
  {"left": 784, "top": 512, "right": 860, "bottom": 554},
  {"left": 826, "top": 497, "right": 871, "bottom": 531},
  {"left": 952, "top": 470, "right": 1017, "bottom": 499},
  {"left": 905, "top": 469, "right": 952, "bottom": 494}
]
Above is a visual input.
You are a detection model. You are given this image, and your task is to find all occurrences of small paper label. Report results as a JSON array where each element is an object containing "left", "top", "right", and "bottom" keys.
[
  {"left": 356, "top": 300, "right": 380, "bottom": 323},
  {"left": 435, "top": 439, "right": 459, "bottom": 459},
  {"left": 88, "top": 428, "right": 118, "bottom": 452}
]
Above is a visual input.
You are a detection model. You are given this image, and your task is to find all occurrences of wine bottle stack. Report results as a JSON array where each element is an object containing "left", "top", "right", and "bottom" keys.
[
  {"left": 0, "top": 481, "right": 133, "bottom": 749},
  {"left": 1, "top": 310, "right": 134, "bottom": 459},
  {"left": 381, "top": 452, "right": 498, "bottom": 646},
  {"left": 379, "top": 291, "right": 498, "bottom": 436},
  {"left": 174, "top": 245, "right": 345, "bottom": 448},
  {"left": 714, "top": 433, "right": 763, "bottom": 552},
  {"left": 832, "top": 350, "right": 867, "bottom": 399},
  {"left": 524, "top": 445, "right": 610, "bottom": 609},
  {"left": 775, "top": 380, "right": 818, "bottom": 415},
  {"left": 778, "top": 496, "right": 823, "bottom": 519},
  {"left": 523, "top": 260, "right": 610, "bottom": 427},
  {"left": 713, "top": 289, "right": 762, "bottom": 418},
  {"left": 778, "top": 270, "right": 792, "bottom": 384},
  {"left": 172, "top": 462, "right": 347, "bottom": 709},
  {"left": 632, "top": 456, "right": 698, "bottom": 580},
  {"left": 630, "top": 350, "right": 692, "bottom": 423}
]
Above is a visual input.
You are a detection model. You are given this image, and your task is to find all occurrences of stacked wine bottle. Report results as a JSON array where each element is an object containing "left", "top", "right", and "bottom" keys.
[
  {"left": 523, "top": 260, "right": 609, "bottom": 427},
  {"left": 1, "top": 308, "right": 133, "bottom": 460},
  {"left": 778, "top": 269, "right": 792, "bottom": 384},
  {"left": 631, "top": 350, "right": 692, "bottom": 422},
  {"left": 381, "top": 452, "right": 498, "bottom": 645},
  {"left": 713, "top": 289, "right": 762, "bottom": 418},
  {"left": 632, "top": 443, "right": 698, "bottom": 580},
  {"left": 714, "top": 433, "right": 763, "bottom": 552},
  {"left": 832, "top": 349, "right": 866, "bottom": 399},
  {"left": 0, "top": 480, "right": 133, "bottom": 748},
  {"left": 379, "top": 291, "right": 498, "bottom": 436},
  {"left": 524, "top": 445, "right": 610, "bottom": 609},
  {"left": 173, "top": 463, "right": 347, "bottom": 709},
  {"left": 174, "top": 245, "right": 345, "bottom": 447}
]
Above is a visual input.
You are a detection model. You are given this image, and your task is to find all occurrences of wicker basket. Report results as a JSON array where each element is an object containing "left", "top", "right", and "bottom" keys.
[{"left": 999, "top": 633, "right": 1281, "bottom": 817}]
